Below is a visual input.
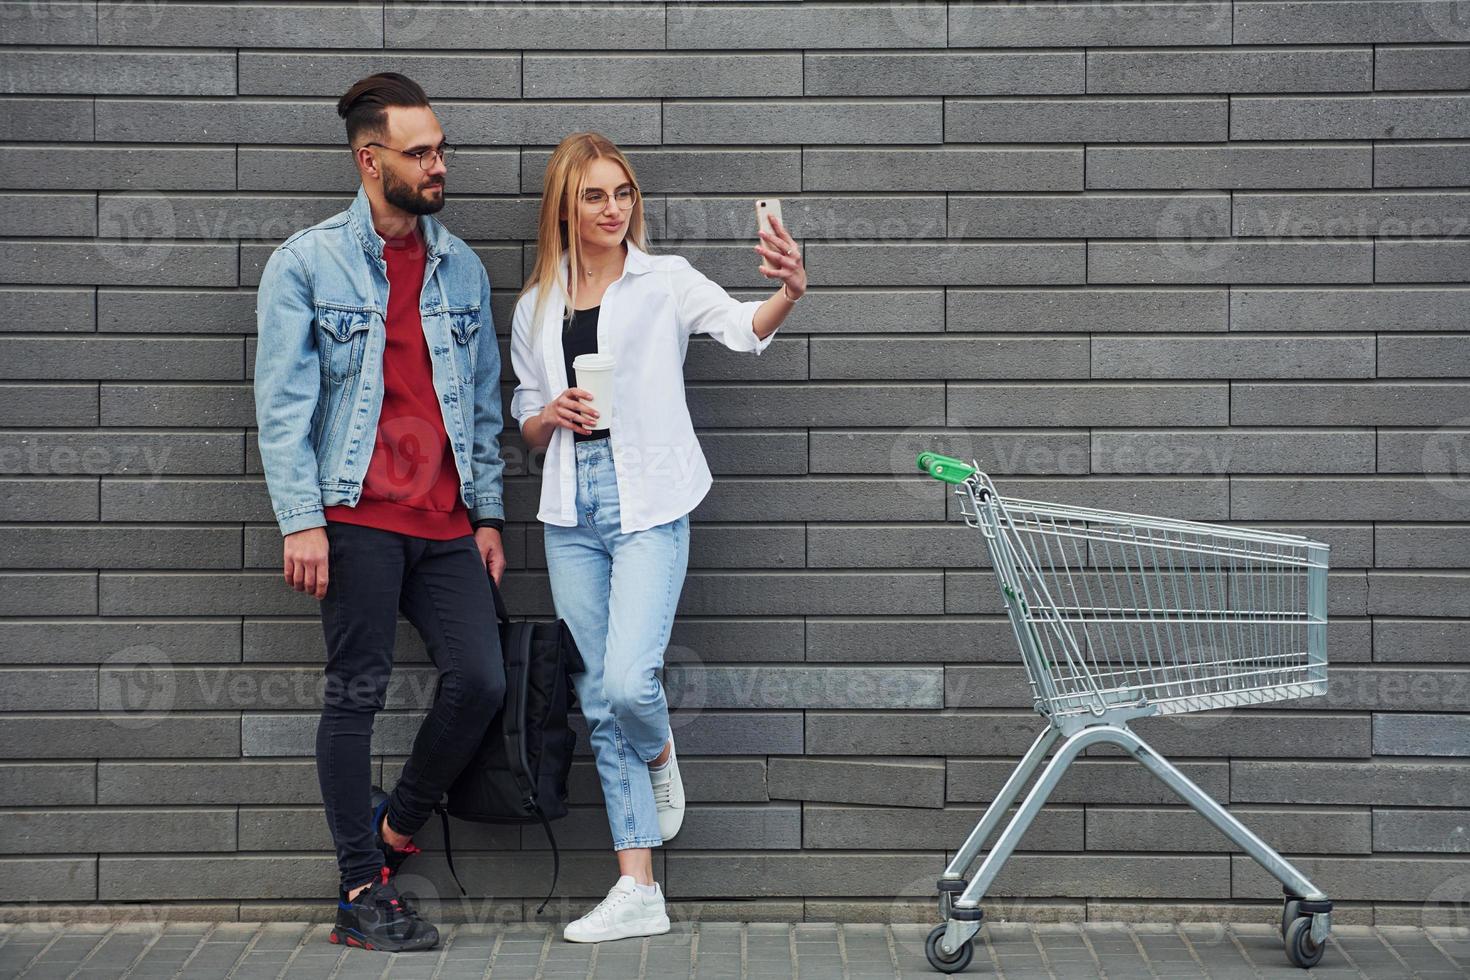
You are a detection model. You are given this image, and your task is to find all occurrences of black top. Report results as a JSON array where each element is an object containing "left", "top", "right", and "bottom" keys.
[{"left": 563, "top": 305, "right": 610, "bottom": 442}]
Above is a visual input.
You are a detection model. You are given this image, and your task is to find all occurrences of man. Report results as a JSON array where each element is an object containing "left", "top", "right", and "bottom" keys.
[{"left": 254, "top": 73, "right": 507, "bottom": 952}]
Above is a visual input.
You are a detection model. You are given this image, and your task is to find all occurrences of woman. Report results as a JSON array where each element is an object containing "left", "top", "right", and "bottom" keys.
[{"left": 509, "top": 132, "right": 806, "bottom": 943}]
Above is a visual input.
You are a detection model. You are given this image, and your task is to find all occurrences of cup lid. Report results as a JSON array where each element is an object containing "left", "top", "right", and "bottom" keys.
[{"left": 572, "top": 352, "right": 615, "bottom": 370}]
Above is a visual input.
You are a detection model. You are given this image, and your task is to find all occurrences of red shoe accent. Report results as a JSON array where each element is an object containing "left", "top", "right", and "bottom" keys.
[{"left": 383, "top": 840, "right": 421, "bottom": 861}]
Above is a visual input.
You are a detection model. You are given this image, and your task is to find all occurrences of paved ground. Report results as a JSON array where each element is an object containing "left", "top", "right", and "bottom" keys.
[{"left": 0, "top": 920, "right": 1465, "bottom": 978}]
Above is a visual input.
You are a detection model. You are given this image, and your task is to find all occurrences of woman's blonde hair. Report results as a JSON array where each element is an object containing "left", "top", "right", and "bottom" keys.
[{"left": 518, "top": 132, "right": 651, "bottom": 343}]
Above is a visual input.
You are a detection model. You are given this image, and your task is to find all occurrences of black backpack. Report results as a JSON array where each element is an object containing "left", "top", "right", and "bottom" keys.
[{"left": 431, "top": 576, "right": 584, "bottom": 912}]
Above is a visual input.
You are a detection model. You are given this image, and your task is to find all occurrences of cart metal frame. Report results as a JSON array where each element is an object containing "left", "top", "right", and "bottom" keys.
[{"left": 916, "top": 454, "right": 1335, "bottom": 972}]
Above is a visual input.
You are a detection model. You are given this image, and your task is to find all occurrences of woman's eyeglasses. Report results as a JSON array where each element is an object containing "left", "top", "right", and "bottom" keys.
[{"left": 582, "top": 186, "right": 638, "bottom": 211}]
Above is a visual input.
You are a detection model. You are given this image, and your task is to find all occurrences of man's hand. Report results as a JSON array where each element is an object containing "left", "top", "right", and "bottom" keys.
[
  {"left": 284, "top": 526, "right": 330, "bottom": 599},
  {"left": 475, "top": 527, "right": 506, "bottom": 586}
]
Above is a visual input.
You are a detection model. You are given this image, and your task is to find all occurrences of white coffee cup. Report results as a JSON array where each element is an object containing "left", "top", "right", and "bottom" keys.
[{"left": 571, "top": 352, "right": 615, "bottom": 431}]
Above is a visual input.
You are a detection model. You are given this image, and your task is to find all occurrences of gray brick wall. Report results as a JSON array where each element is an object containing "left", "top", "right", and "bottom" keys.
[{"left": 1, "top": 0, "right": 1467, "bottom": 927}]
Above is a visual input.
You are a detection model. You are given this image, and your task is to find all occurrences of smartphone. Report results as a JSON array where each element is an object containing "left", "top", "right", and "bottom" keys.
[{"left": 756, "top": 198, "right": 783, "bottom": 238}]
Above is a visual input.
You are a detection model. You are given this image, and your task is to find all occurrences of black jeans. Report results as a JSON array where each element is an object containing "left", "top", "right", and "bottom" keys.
[{"left": 316, "top": 521, "right": 506, "bottom": 895}]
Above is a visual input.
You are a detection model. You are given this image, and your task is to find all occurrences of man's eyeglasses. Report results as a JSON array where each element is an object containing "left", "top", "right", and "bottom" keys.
[
  {"left": 582, "top": 186, "right": 638, "bottom": 211},
  {"left": 363, "top": 141, "right": 455, "bottom": 171}
]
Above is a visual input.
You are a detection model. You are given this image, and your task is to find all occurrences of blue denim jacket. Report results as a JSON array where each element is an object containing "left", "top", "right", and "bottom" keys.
[{"left": 253, "top": 184, "right": 505, "bottom": 536}]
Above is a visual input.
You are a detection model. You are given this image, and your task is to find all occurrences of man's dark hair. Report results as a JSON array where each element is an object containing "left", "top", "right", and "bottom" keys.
[{"left": 337, "top": 73, "right": 431, "bottom": 146}]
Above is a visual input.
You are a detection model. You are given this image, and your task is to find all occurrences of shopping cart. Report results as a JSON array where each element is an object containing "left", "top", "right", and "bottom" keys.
[{"left": 916, "top": 453, "right": 1334, "bottom": 972}]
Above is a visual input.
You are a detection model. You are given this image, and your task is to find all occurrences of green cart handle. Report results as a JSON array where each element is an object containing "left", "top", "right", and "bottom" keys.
[{"left": 916, "top": 452, "right": 977, "bottom": 484}]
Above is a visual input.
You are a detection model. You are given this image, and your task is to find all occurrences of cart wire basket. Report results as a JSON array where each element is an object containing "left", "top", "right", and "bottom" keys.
[{"left": 916, "top": 453, "right": 1334, "bottom": 973}]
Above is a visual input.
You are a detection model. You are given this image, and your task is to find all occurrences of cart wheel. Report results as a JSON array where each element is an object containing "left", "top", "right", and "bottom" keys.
[
  {"left": 925, "top": 924, "right": 974, "bottom": 974},
  {"left": 1280, "top": 898, "right": 1302, "bottom": 937},
  {"left": 1284, "top": 916, "right": 1325, "bottom": 969}
]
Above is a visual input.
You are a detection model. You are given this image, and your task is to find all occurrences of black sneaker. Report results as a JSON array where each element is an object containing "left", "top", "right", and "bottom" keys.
[
  {"left": 328, "top": 867, "right": 440, "bottom": 952},
  {"left": 371, "top": 785, "right": 422, "bottom": 878}
]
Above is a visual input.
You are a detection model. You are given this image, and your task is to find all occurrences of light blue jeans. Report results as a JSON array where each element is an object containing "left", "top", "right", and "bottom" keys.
[{"left": 544, "top": 438, "right": 690, "bottom": 850}]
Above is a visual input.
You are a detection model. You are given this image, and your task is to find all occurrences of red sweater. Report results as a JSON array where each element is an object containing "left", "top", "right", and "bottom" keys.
[{"left": 324, "top": 225, "right": 471, "bottom": 539}]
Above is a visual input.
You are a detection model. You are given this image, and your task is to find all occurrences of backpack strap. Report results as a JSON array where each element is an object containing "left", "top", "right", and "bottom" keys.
[
  {"left": 433, "top": 801, "right": 468, "bottom": 896},
  {"left": 431, "top": 796, "right": 555, "bottom": 909},
  {"left": 560, "top": 619, "right": 586, "bottom": 675},
  {"left": 474, "top": 581, "right": 563, "bottom": 914},
  {"left": 531, "top": 801, "right": 560, "bottom": 916},
  {"left": 489, "top": 574, "right": 510, "bottom": 624}
]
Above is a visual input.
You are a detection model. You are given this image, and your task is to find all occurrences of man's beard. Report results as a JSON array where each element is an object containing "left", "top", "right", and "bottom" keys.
[{"left": 383, "top": 168, "right": 445, "bottom": 215}]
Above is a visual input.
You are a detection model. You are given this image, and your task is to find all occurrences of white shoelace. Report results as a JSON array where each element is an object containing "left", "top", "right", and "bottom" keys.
[
  {"left": 651, "top": 747, "right": 676, "bottom": 809},
  {"left": 651, "top": 768, "right": 673, "bottom": 808},
  {"left": 582, "top": 884, "right": 634, "bottom": 926}
]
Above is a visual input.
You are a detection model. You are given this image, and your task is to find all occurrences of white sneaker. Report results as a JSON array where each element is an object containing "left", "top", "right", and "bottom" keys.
[
  {"left": 649, "top": 739, "right": 685, "bottom": 841},
  {"left": 562, "top": 875, "right": 670, "bottom": 943}
]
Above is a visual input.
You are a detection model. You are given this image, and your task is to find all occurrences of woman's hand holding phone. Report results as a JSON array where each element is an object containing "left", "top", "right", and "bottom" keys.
[
  {"left": 753, "top": 202, "right": 806, "bottom": 300},
  {"left": 541, "top": 387, "right": 600, "bottom": 435}
]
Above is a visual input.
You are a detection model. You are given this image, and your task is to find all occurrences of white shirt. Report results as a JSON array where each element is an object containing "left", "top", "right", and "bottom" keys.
[{"left": 509, "top": 240, "right": 777, "bottom": 533}]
